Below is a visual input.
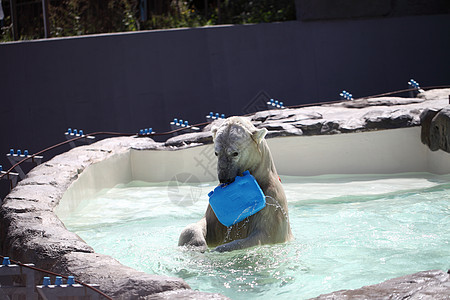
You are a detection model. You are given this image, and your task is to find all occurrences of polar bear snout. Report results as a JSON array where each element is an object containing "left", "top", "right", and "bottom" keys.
[
  {"left": 219, "top": 176, "right": 235, "bottom": 184},
  {"left": 217, "top": 152, "right": 240, "bottom": 184},
  {"left": 218, "top": 170, "right": 236, "bottom": 184}
]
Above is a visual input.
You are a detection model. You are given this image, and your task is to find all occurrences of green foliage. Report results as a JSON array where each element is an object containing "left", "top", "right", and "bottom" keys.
[
  {"left": 0, "top": 0, "right": 296, "bottom": 42},
  {"left": 1, "top": 16, "right": 14, "bottom": 42},
  {"left": 49, "top": 0, "right": 139, "bottom": 37}
]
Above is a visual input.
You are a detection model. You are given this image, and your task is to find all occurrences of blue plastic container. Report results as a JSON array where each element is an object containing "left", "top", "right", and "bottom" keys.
[{"left": 208, "top": 170, "right": 266, "bottom": 227}]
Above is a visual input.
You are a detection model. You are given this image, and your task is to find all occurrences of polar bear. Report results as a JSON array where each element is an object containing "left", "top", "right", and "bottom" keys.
[{"left": 178, "top": 116, "right": 293, "bottom": 252}]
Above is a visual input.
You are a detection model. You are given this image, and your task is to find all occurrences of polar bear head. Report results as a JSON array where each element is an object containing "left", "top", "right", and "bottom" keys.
[{"left": 211, "top": 117, "right": 268, "bottom": 184}]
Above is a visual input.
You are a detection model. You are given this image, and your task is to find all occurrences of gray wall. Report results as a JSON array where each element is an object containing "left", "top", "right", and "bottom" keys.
[{"left": 1, "top": 14, "right": 450, "bottom": 196}]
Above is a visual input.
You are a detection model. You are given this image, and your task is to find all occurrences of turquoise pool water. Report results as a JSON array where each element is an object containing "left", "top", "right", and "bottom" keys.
[{"left": 61, "top": 173, "right": 450, "bottom": 299}]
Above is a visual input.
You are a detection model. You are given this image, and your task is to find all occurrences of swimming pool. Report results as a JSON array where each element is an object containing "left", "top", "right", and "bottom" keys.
[{"left": 60, "top": 172, "right": 450, "bottom": 299}]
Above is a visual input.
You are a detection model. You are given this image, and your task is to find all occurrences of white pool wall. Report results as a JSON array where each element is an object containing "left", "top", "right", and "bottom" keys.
[
  {"left": 131, "top": 145, "right": 216, "bottom": 182},
  {"left": 132, "top": 127, "right": 450, "bottom": 181},
  {"left": 56, "top": 151, "right": 133, "bottom": 218},
  {"left": 56, "top": 127, "right": 450, "bottom": 219},
  {"left": 268, "top": 127, "right": 450, "bottom": 176}
]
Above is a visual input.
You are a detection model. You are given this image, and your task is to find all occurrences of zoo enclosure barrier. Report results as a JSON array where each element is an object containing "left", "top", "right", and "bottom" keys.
[{"left": 0, "top": 84, "right": 449, "bottom": 299}]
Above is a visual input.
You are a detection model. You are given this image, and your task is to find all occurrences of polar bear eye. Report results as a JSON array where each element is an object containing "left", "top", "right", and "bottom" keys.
[
  {"left": 214, "top": 152, "right": 218, "bottom": 156},
  {"left": 232, "top": 152, "right": 239, "bottom": 157}
]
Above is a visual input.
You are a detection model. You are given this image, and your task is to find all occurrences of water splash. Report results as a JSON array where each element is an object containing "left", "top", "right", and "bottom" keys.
[
  {"left": 223, "top": 218, "right": 251, "bottom": 243},
  {"left": 222, "top": 195, "right": 289, "bottom": 244},
  {"left": 265, "top": 195, "right": 289, "bottom": 223}
]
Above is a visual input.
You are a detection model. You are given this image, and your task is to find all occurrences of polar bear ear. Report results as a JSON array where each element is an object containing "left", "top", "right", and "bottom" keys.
[
  {"left": 211, "top": 125, "right": 219, "bottom": 140},
  {"left": 252, "top": 128, "right": 268, "bottom": 144}
]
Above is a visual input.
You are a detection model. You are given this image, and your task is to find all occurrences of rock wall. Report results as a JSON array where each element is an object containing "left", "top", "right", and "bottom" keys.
[
  {"left": 421, "top": 106, "right": 450, "bottom": 153},
  {"left": 0, "top": 137, "right": 226, "bottom": 299},
  {"left": 312, "top": 270, "right": 450, "bottom": 300}
]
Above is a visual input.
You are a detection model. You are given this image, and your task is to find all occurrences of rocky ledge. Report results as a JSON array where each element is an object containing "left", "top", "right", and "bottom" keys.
[
  {"left": 421, "top": 106, "right": 450, "bottom": 153},
  {"left": 312, "top": 269, "right": 450, "bottom": 300},
  {"left": 0, "top": 88, "right": 449, "bottom": 299},
  {"left": 164, "top": 88, "right": 450, "bottom": 154}
]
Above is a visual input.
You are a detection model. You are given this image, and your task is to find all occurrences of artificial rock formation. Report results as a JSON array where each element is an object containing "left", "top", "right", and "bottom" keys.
[
  {"left": 312, "top": 270, "right": 450, "bottom": 300},
  {"left": 421, "top": 106, "right": 450, "bottom": 153},
  {"left": 0, "top": 137, "right": 226, "bottom": 300}
]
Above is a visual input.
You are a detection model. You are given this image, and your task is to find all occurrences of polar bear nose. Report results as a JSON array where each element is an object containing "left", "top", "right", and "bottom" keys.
[
  {"left": 219, "top": 176, "right": 235, "bottom": 184},
  {"left": 219, "top": 174, "right": 235, "bottom": 184}
]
